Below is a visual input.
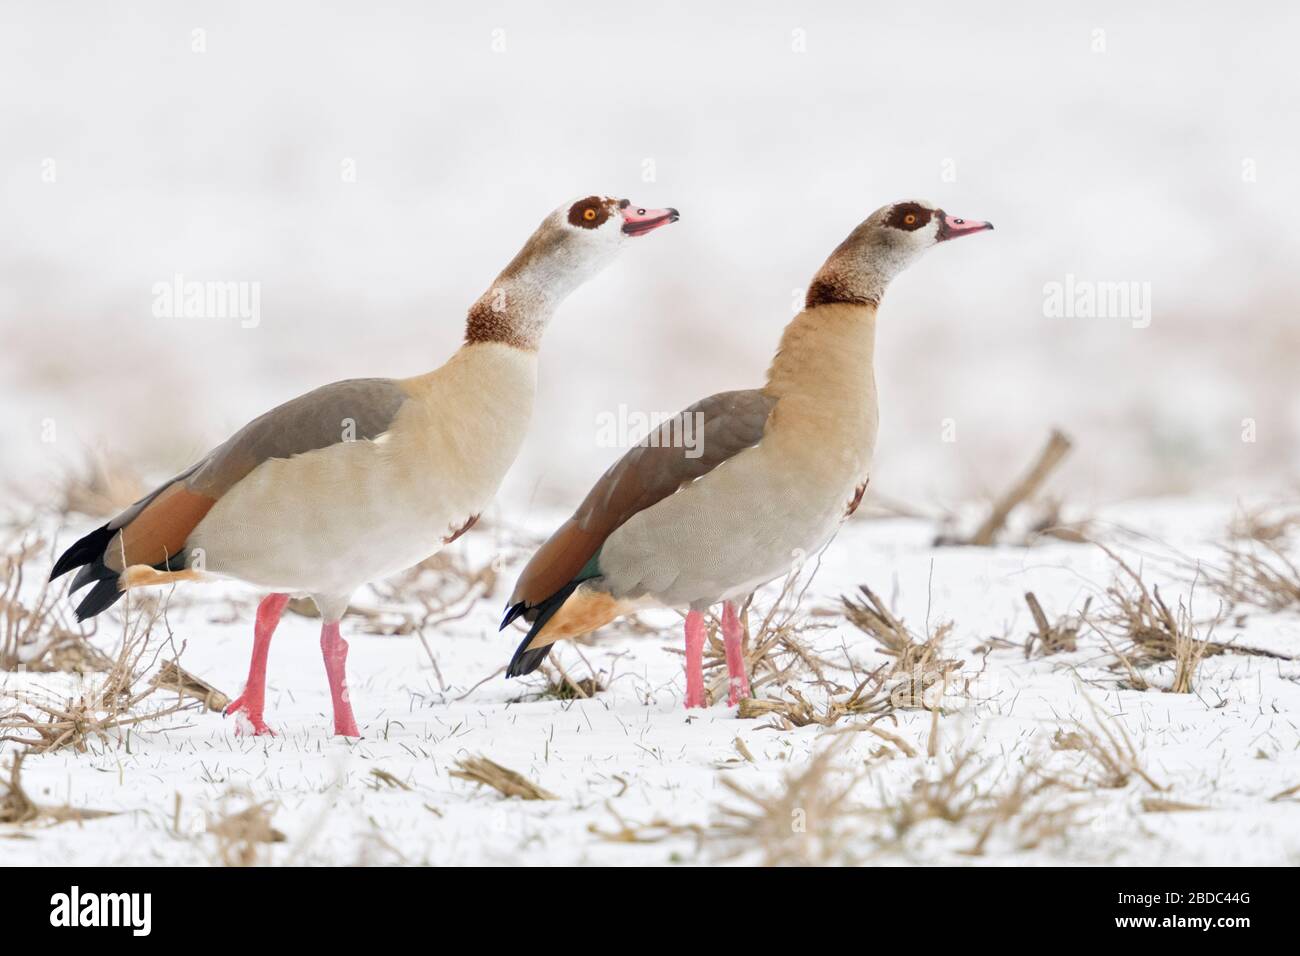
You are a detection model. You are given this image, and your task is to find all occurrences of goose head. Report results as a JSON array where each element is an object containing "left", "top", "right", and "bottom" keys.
[
  {"left": 467, "top": 195, "right": 679, "bottom": 348},
  {"left": 506, "top": 195, "right": 680, "bottom": 293},
  {"left": 806, "top": 199, "right": 992, "bottom": 308},
  {"left": 556, "top": 195, "right": 679, "bottom": 253}
]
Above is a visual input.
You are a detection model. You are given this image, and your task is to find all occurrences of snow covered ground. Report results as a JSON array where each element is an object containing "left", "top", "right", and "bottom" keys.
[
  {"left": 4, "top": 1, "right": 1298, "bottom": 870},
  {"left": 3, "top": 494, "right": 1298, "bottom": 866}
]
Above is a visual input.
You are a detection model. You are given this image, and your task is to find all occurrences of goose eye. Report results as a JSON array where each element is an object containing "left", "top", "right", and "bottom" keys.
[
  {"left": 904, "top": 213, "right": 917, "bottom": 225},
  {"left": 568, "top": 196, "right": 608, "bottom": 228}
]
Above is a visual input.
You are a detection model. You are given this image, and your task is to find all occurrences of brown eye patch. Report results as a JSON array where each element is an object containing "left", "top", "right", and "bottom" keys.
[
  {"left": 568, "top": 196, "right": 610, "bottom": 229},
  {"left": 885, "top": 203, "right": 932, "bottom": 231}
]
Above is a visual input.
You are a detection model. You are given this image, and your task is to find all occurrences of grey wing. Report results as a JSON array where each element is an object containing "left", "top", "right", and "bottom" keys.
[
  {"left": 84, "top": 378, "right": 409, "bottom": 574},
  {"left": 509, "top": 389, "right": 777, "bottom": 610},
  {"left": 576, "top": 389, "right": 778, "bottom": 527},
  {"left": 186, "top": 377, "right": 409, "bottom": 498}
]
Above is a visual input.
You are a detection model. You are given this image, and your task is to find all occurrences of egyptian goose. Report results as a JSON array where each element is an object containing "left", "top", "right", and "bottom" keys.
[
  {"left": 50, "top": 195, "right": 679, "bottom": 735},
  {"left": 502, "top": 200, "right": 991, "bottom": 707}
]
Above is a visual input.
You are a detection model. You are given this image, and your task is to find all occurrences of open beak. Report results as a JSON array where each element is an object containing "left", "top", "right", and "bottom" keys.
[
  {"left": 936, "top": 212, "right": 994, "bottom": 241},
  {"left": 621, "top": 203, "right": 680, "bottom": 237}
]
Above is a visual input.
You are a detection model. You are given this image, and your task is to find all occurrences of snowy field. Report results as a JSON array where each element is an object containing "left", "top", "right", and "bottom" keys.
[
  {"left": 3, "top": 1, "right": 1298, "bottom": 869},
  {"left": 4, "top": 494, "right": 1298, "bottom": 866}
]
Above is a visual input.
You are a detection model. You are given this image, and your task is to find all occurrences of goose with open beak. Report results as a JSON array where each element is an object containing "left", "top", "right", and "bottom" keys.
[
  {"left": 51, "top": 194, "right": 680, "bottom": 735},
  {"left": 501, "top": 200, "right": 991, "bottom": 708}
]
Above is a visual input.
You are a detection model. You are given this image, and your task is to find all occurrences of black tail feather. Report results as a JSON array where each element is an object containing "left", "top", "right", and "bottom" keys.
[
  {"left": 70, "top": 561, "right": 102, "bottom": 594},
  {"left": 50, "top": 524, "right": 113, "bottom": 581},
  {"left": 500, "top": 601, "right": 528, "bottom": 630},
  {"left": 504, "top": 580, "right": 580, "bottom": 678},
  {"left": 75, "top": 577, "right": 125, "bottom": 621},
  {"left": 51, "top": 523, "right": 125, "bottom": 621},
  {"left": 508, "top": 641, "right": 554, "bottom": 678}
]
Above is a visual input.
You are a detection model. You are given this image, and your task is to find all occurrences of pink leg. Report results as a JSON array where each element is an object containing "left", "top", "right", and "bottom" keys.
[
  {"left": 721, "top": 601, "right": 752, "bottom": 705},
  {"left": 320, "top": 620, "right": 360, "bottom": 737},
  {"left": 684, "top": 609, "right": 707, "bottom": 709},
  {"left": 225, "top": 593, "right": 291, "bottom": 736}
]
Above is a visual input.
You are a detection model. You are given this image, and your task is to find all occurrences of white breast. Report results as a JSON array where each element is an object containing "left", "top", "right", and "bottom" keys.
[
  {"left": 602, "top": 426, "right": 871, "bottom": 609},
  {"left": 189, "top": 344, "right": 537, "bottom": 599}
]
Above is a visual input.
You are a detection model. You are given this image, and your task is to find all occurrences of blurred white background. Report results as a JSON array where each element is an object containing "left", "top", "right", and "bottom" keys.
[{"left": 3, "top": 0, "right": 1298, "bottom": 520}]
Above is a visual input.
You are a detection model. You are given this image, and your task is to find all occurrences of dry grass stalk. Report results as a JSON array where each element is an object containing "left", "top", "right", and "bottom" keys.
[
  {"left": 0, "top": 754, "right": 38, "bottom": 824},
  {"left": 1229, "top": 505, "right": 1300, "bottom": 545},
  {"left": 965, "top": 764, "right": 1080, "bottom": 856},
  {"left": 0, "top": 753, "right": 115, "bottom": 826},
  {"left": 1141, "top": 797, "right": 1207, "bottom": 813},
  {"left": 373, "top": 549, "right": 499, "bottom": 626},
  {"left": 1051, "top": 703, "right": 1165, "bottom": 791},
  {"left": 1202, "top": 542, "right": 1300, "bottom": 613},
  {"left": 589, "top": 803, "right": 705, "bottom": 846},
  {"left": 709, "top": 739, "right": 865, "bottom": 865},
  {"left": 535, "top": 664, "right": 603, "bottom": 701},
  {"left": 736, "top": 672, "right": 894, "bottom": 729},
  {"left": 1269, "top": 782, "right": 1300, "bottom": 802},
  {"left": 368, "top": 768, "right": 413, "bottom": 791},
  {"left": 841, "top": 585, "right": 961, "bottom": 709},
  {"left": 58, "top": 451, "right": 146, "bottom": 519},
  {"left": 880, "top": 746, "right": 1080, "bottom": 856},
  {"left": 0, "top": 602, "right": 199, "bottom": 753},
  {"left": 1168, "top": 610, "right": 1210, "bottom": 694},
  {"left": 450, "top": 755, "right": 556, "bottom": 800},
  {"left": 935, "top": 429, "right": 1073, "bottom": 547},
  {"left": 1093, "top": 546, "right": 1231, "bottom": 692},
  {"left": 736, "top": 695, "right": 815, "bottom": 724},
  {"left": 149, "top": 659, "right": 230, "bottom": 712},
  {"left": 884, "top": 747, "right": 986, "bottom": 836},
  {"left": 1023, "top": 498, "right": 1094, "bottom": 544},
  {"left": 703, "top": 565, "right": 837, "bottom": 705},
  {"left": 207, "top": 790, "right": 286, "bottom": 866},
  {"left": 1024, "top": 592, "right": 1090, "bottom": 658},
  {"left": 825, "top": 719, "right": 919, "bottom": 757},
  {"left": 600, "top": 744, "right": 1082, "bottom": 863},
  {"left": 2, "top": 535, "right": 109, "bottom": 674}
]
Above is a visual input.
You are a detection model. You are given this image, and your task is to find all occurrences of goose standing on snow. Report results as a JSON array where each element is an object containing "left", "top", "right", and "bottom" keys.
[
  {"left": 502, "top": 200, "right": 991, "bottom": 708},
  {"left": 51, "top": 196, "right": 680, "bottom": 736}
]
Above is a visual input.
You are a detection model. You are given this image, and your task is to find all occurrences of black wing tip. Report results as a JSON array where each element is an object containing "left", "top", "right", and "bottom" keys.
[
  {"left": 49, "top": 524, "right": 113, "bottom": 582},
  {"left": 500, "top": 601, "right": 527, "bottom": 631},
  {"left": 48, "top": 524, "right": 124, "bottom": 620},
  {"left": 506, "top": 639, "right": 554, "bottom": 678},
  {"left": 503, "top": 580, "right": 582, "bottom": 679},
  {"left": 74, "top": 577, "right": 124, "bottom": 621}
]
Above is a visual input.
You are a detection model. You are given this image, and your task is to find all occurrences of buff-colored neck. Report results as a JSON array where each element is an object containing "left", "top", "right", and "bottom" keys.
[{"left": 764, "top": 302, "right": 878, "bottom": 403}]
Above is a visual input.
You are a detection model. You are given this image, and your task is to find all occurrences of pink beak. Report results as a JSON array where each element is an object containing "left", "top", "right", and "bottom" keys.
[
  {"left": 621, "top": 202, "right": 680, "bottom": 237},
  {"left": 937, "top": 211, "right": 993, "bottom": 241}
]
